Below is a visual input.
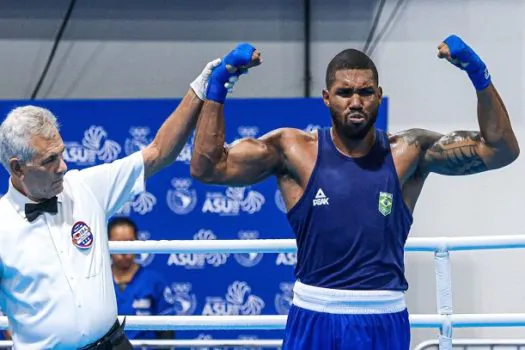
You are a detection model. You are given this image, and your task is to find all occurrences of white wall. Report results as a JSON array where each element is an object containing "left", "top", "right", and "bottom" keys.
[
  {"left": 371, "top": 0, "right": 525, "bottom": 347},
  {"left": 2, "top": 0, "right": 525, "bottom": 347},
  {"left": 0, "top": 0, "right": 380, "bottom": 99}
]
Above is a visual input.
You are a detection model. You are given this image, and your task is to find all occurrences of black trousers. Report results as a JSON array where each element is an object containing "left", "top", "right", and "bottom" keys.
[{"left": 78, "top": 319, "right": 133, "bottom": 350}]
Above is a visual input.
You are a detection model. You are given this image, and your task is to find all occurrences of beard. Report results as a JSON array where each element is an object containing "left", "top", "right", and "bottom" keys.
[{"left": 329, "top": 107, "right": 378, "bottom": 140}]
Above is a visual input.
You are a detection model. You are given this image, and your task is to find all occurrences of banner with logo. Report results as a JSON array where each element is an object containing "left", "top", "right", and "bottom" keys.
[{"left": 0, "top": 98, "right": 388, "bottom": 345}]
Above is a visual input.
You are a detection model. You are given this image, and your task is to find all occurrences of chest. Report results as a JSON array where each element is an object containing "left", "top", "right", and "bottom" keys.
[
  {"left": 0, "top": 187, "right": 108, "bottom": 287},
  {"left": 286, "top": 135, "right": 420, "bottom": 185},
  {"left": 309, "top": 159, "right": 398, "bottom": 219}
]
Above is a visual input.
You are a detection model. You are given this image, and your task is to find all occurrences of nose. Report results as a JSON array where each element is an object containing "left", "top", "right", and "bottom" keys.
[
  {"left": 57, "top": 158, "right": 68, "bottom": 174},
  {"left": 348, "top": 94, "right": 363, "bottom": 110},
  {"left": 112, "top": 253, "right": 124, "bottom": 261}
]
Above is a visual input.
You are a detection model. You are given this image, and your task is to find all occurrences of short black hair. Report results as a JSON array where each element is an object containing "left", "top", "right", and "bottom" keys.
[
  {"left": 107, "top": 216, "right": 138, "bottom": 240},
  {"left": 325, "top": 48, "right": 379, "bottom": 89}
]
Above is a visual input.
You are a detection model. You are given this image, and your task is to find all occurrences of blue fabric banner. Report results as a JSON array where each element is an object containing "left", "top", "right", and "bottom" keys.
[{"left": 0, "top": 97, "right": 388, "bottom": 344}]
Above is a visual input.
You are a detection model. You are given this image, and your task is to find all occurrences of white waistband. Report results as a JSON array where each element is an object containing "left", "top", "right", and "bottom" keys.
[{"left": 292, "top": 281, "right": 406, "bottom": 314}]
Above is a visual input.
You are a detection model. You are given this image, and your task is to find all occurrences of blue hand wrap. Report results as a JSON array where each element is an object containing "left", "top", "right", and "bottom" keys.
[
  {"left": 206, "top": 43, "right": 256, "bottom": 103},
  {"left": 443, "top": 35, "right": 491, "bottom": 91}
]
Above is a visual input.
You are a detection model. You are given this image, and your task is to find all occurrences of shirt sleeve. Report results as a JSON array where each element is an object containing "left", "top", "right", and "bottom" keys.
[{"left": 76, "top": 151, "right": 145, "bottom": 217}]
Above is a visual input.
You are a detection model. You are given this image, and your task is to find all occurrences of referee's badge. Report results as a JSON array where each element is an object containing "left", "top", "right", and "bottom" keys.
[{"left": 71, "top": 221, "right": 94, "bottom": 249}]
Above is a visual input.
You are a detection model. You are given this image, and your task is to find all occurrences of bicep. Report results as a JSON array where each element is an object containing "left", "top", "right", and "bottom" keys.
[
  {"left": 204, "top": 131, "right": 283, "bottom": 186},
  {"left": 422, "top": 131, "right": 494, "bottom": 176}
]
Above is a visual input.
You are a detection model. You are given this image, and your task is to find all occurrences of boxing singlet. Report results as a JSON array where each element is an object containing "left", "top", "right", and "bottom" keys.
[
  {"left": 282, "top": 127, "right": 413, "bottom": 350},
  {"left": 286, "top": 127, "right": 413, "bottom": 291}
]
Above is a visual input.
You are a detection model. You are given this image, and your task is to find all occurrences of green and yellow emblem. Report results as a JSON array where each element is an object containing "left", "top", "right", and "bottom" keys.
[{"left": 378, "top": 192, "right": 393, "bottom": 216}]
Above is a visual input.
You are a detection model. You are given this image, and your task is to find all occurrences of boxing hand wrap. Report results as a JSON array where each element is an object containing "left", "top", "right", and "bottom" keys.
[
  {"left": 190, "top": 58, "right": 221, "bottom": 101},
  {"left": 443, "top": 35, "right": 491, "bottom": 91},
  {"left": 206, "top": 43, "right": 256, "bottom": 103}
]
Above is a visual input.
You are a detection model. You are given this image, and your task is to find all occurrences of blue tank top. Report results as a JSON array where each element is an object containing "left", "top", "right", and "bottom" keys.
[{"left": 287, "top": 127, "right": 413, "bottom": 291}]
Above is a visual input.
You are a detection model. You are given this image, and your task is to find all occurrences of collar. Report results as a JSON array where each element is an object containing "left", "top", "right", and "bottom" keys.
[{"left": 5, "top": 178, "right": 64, "bottom": 218}]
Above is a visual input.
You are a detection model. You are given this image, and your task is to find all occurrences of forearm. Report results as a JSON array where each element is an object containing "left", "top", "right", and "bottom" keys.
[
  {"left": 190, "top": 43, "right": 262, "bottom": 181},
  {"left": 145, "top": 89, "right": 202, "bottom": 177},
  {"left": 476, "top": 84, "right": 519, "bottom": 153},
  {"left": 440, "top": 35, "right": 518, "bottom": 155},
  {"left": 190, "top": 101, "right": 227, "bottom": 179}
]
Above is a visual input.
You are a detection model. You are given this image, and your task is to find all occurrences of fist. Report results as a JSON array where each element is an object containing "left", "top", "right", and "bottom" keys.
[
  {"left": 437, "top": 35, "right": 479, "bottom": 72},
  {"left": 206, "top": 43, "right": 263, "bottom": 102},
  {"left": 222, "top": 43, "right": 262, "bottom": 92},
  {"left": 224, "top": 43, "right": 263, "bottom": 74},
  {"left": 437, "top": 41, "right": 452, "bottom": 60},
  {"left": 436, "top": 34, "right": 490, "bottom": 90}
]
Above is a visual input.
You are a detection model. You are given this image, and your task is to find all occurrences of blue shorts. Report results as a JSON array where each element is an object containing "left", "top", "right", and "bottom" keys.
[{"left": 282, "top": 305, "right": 410, "bottom": 350}]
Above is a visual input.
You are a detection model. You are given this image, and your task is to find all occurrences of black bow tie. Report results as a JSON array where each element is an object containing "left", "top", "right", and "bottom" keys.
[{"left": 25, "top": 197, "right": 58, "bottom": 222}]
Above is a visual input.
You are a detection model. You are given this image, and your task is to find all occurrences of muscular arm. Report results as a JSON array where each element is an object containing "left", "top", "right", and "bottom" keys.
[
  {"left": 141, "top": 89, "right": 203, "bottom": 179},
  {"left": 190, "top": 101, "right": 284, "bottom": 186},
  {"left": 416, "top": 84, "right": 519, "bottom": 176}
]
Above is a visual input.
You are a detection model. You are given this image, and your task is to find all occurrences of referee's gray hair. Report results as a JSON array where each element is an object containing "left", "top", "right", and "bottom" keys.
[{"left": 0, "top": 105, "right": 60, "bottom": 173}]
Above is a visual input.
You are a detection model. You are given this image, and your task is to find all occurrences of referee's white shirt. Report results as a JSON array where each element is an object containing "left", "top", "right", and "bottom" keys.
[{"left": 0, "top": 151, "right": 145, "bottom": 349}]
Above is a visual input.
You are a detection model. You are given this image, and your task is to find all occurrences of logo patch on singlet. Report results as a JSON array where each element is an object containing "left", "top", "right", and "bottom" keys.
[
  {"left": 378, "top": 192, "right": 393, "bottom": 216},
  {"left": 312, "top": 188, "right": 329, "bottom": 206}
]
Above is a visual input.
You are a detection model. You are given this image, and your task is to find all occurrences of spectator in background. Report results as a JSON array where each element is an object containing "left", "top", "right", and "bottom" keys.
[
  {"left": 0, "top": 309, "right": 11, "bottom": 344},
  {"left": 108, "top": 217, "right": 175, "bottom": 346}
]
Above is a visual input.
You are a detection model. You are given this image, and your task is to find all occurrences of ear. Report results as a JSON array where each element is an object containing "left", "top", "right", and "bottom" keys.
[
  {"left": 378, "top": 86, "right": 383, "bottom": 103},
  {"left": 322, "top": 89, "right": 330, "bottom": 107},
  {"left": 9, "top": 158, "right": 23, "bottom": 178}
]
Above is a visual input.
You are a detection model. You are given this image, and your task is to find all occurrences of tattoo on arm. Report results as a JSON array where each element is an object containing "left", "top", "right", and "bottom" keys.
[{"left": 423, "top": 131, "right": 489, "bottom": 175}]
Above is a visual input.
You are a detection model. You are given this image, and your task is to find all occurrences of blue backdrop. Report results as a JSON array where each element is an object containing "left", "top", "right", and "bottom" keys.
[{"left": 0, "top": 97, "right": 388, "bottom": 346}]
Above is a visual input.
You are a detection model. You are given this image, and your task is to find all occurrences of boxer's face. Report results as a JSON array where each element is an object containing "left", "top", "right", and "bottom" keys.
[
  {"left": 10, "top": 130, "right": 67, "bottom": 201},
  {"left": 322, "top": 69, "right": 382, "bottom": 140},
  {"left": 110, "top": 224, "right": 137, "bottom": 270}
]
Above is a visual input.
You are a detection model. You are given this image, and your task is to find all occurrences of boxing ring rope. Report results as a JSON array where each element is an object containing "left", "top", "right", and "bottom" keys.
[
  {"left": 2, "top": 235, "right": 525, "bottom": 349},
  {"left": 104, "top": 234, "right": 525, "bottom": 253},
  {"left": 414, "top": 339, "right": 525, "bottom": 350},
  {"left": 2, "top": 314, "right": 525, "bottom": 331},
  {"left": 6, "top": 338, "right": 525, "bottom": 349},
  {"left": 0, "top": 339, "right": 284, "bottom": 349}
]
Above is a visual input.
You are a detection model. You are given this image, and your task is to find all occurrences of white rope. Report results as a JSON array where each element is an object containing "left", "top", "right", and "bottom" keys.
[
  {"left": 4, "top": 337, "right": 525, "bottom": 350},
  {"left": 131, "top": 339, "right": 283, "bottom": 348},
  {"left": 3, "top": 236, "right": 524, "bottom": 349},
  {"left": 2, "top": 314, "right": 525, "bottom": 331},
  {"left": 118, "top": 315, "right": 287, "bottom": 330},
  {"left": 107, "top": 235, "right": 525, "bottom": 253},
  {"left": 0, "top": 339, "right": 284, "bottom": 349},
  {"left": 109, "top": 239, "right": 297, "bottom": 254},
  {"left": 414, "top": 338, "right": 525, "bottom": 350}
]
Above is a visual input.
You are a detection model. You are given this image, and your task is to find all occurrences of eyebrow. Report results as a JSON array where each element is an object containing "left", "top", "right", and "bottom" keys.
[
  {"left": 336, "top": 86, "right": 375, "bottom": 92},
  {"left": 41, "top": 146, "right": 65, "bottom": 163}
]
